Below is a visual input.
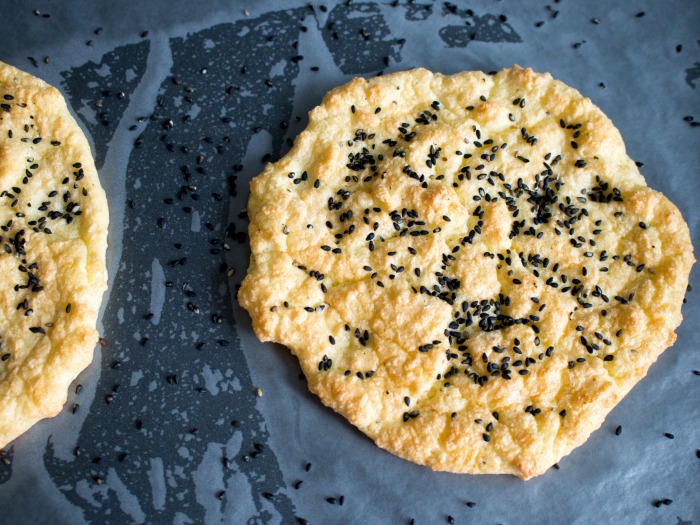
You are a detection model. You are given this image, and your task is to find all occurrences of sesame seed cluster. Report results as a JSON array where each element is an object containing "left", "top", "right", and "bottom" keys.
[
  {"left": 239, "top": 66, "right": 693, "bottom": 478},
  {"left": 0, "top": 61, "right": 108, "bottom": 448}
]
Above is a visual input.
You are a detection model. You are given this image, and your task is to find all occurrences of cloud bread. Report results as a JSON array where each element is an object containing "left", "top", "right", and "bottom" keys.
[
  {"left": 239, "top": 66, "right": 694, "bottom": 479},
  {"left": 0, "top": 61, "right": 108, "bottom": 448}
]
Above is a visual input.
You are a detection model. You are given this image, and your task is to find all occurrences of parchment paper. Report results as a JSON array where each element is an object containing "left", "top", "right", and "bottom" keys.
[{"left": 0, "top": 1, "right": 698, "bottom": 523}]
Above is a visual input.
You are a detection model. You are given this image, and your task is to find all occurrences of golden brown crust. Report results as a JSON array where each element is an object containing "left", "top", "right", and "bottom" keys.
[
  {"left": 0, "top": 61, "right": 108, "bottom": 448},
  {"left": 239, "top": 66, "right": 694, "bottom": 478}
]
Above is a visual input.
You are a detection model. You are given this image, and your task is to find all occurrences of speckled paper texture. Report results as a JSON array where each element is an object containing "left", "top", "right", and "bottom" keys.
[{"left": 0, "top": 1, "right": 698, "bottom": 523}]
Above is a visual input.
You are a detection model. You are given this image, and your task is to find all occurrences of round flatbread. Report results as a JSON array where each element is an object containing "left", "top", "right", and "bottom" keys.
[
  {"left": 239, "top": 66, "right": 693, "bottom": 479},
  {"left": 0, "top": 61, "right": 108, "bottom": 448}
]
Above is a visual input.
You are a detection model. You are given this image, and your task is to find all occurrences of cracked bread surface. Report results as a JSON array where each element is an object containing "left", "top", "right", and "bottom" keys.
[
  {"left": 0, "top": 61, "right": 108, "bottom": 448},
  {"left": 239, "top": 66, "right": 693, "bottom": 479}
]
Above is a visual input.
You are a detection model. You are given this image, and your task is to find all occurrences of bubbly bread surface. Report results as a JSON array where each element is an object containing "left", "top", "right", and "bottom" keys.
[
  {"left": 0, "top": 61, "right": 108, "bottom": 448},
  {"left": 239, "top": 66, "right": 694, "bottom": 478}
]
